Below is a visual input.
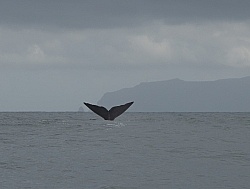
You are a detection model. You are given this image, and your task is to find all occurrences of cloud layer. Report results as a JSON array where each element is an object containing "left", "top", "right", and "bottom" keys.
[
  {"left": 1, "top": 22, "right": 250, "bottom": 70},
  {"left": 1, "top": 1, "right": 250, "bottom": 28}
]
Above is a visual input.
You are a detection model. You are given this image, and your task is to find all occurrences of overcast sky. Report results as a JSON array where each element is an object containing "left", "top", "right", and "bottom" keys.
[{"left": 1, "top": 0, "right": 250, "bottom": 111}]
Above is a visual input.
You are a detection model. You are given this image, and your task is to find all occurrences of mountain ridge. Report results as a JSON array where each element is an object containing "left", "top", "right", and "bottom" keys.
[{"left": 98, "top": 76, "right": 250, "bottom": 112}]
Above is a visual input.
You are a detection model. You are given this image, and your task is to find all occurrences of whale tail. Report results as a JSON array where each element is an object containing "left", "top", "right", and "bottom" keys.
[{"left": 84, "top": 101, "right": 134, "bottom": 120}]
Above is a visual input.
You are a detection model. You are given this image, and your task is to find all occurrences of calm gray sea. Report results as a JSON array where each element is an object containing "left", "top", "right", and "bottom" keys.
[{"left": 0, "top": 112, "right": 250, "bottom": 189}]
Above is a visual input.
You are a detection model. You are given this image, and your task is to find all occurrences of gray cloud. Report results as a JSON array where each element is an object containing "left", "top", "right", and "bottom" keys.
[
  {"left": 1, "top": 22, "right": 250, "bottom": 70},
  {"left": 1, "top": 0, "right": 250, "bottom": 29}
]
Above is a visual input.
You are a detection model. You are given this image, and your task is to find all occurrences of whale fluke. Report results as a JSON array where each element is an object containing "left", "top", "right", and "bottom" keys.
[{"left": 84, "top": 102, "right": 134, "bottom": 120}]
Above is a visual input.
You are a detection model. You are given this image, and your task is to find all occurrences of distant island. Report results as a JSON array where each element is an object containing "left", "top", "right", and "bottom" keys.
[
  {"left": 98, "top": 76, "right": 250, "bottom": 112},
  {"left": 78, "top": 106, "right": 85, "bottom": 112}
]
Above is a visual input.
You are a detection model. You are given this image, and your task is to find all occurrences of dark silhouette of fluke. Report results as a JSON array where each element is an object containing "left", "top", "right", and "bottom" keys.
[{"left": 84, "top": 102, "right": 134, "bottom": 120}]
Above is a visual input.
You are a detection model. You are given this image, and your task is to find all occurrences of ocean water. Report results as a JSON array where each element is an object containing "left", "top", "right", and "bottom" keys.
[{"left": 0, "top": 112, "right": 250, "bottom": 189}]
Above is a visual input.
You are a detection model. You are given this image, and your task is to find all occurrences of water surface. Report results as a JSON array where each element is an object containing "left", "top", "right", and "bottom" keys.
[{"left": 0, "top": 112, "right": 249, "bottom": 189}]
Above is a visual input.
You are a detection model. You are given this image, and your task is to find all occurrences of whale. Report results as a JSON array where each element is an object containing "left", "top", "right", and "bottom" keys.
[{"left": 84, "top": 101, "right": 134, "bottom": 120}]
